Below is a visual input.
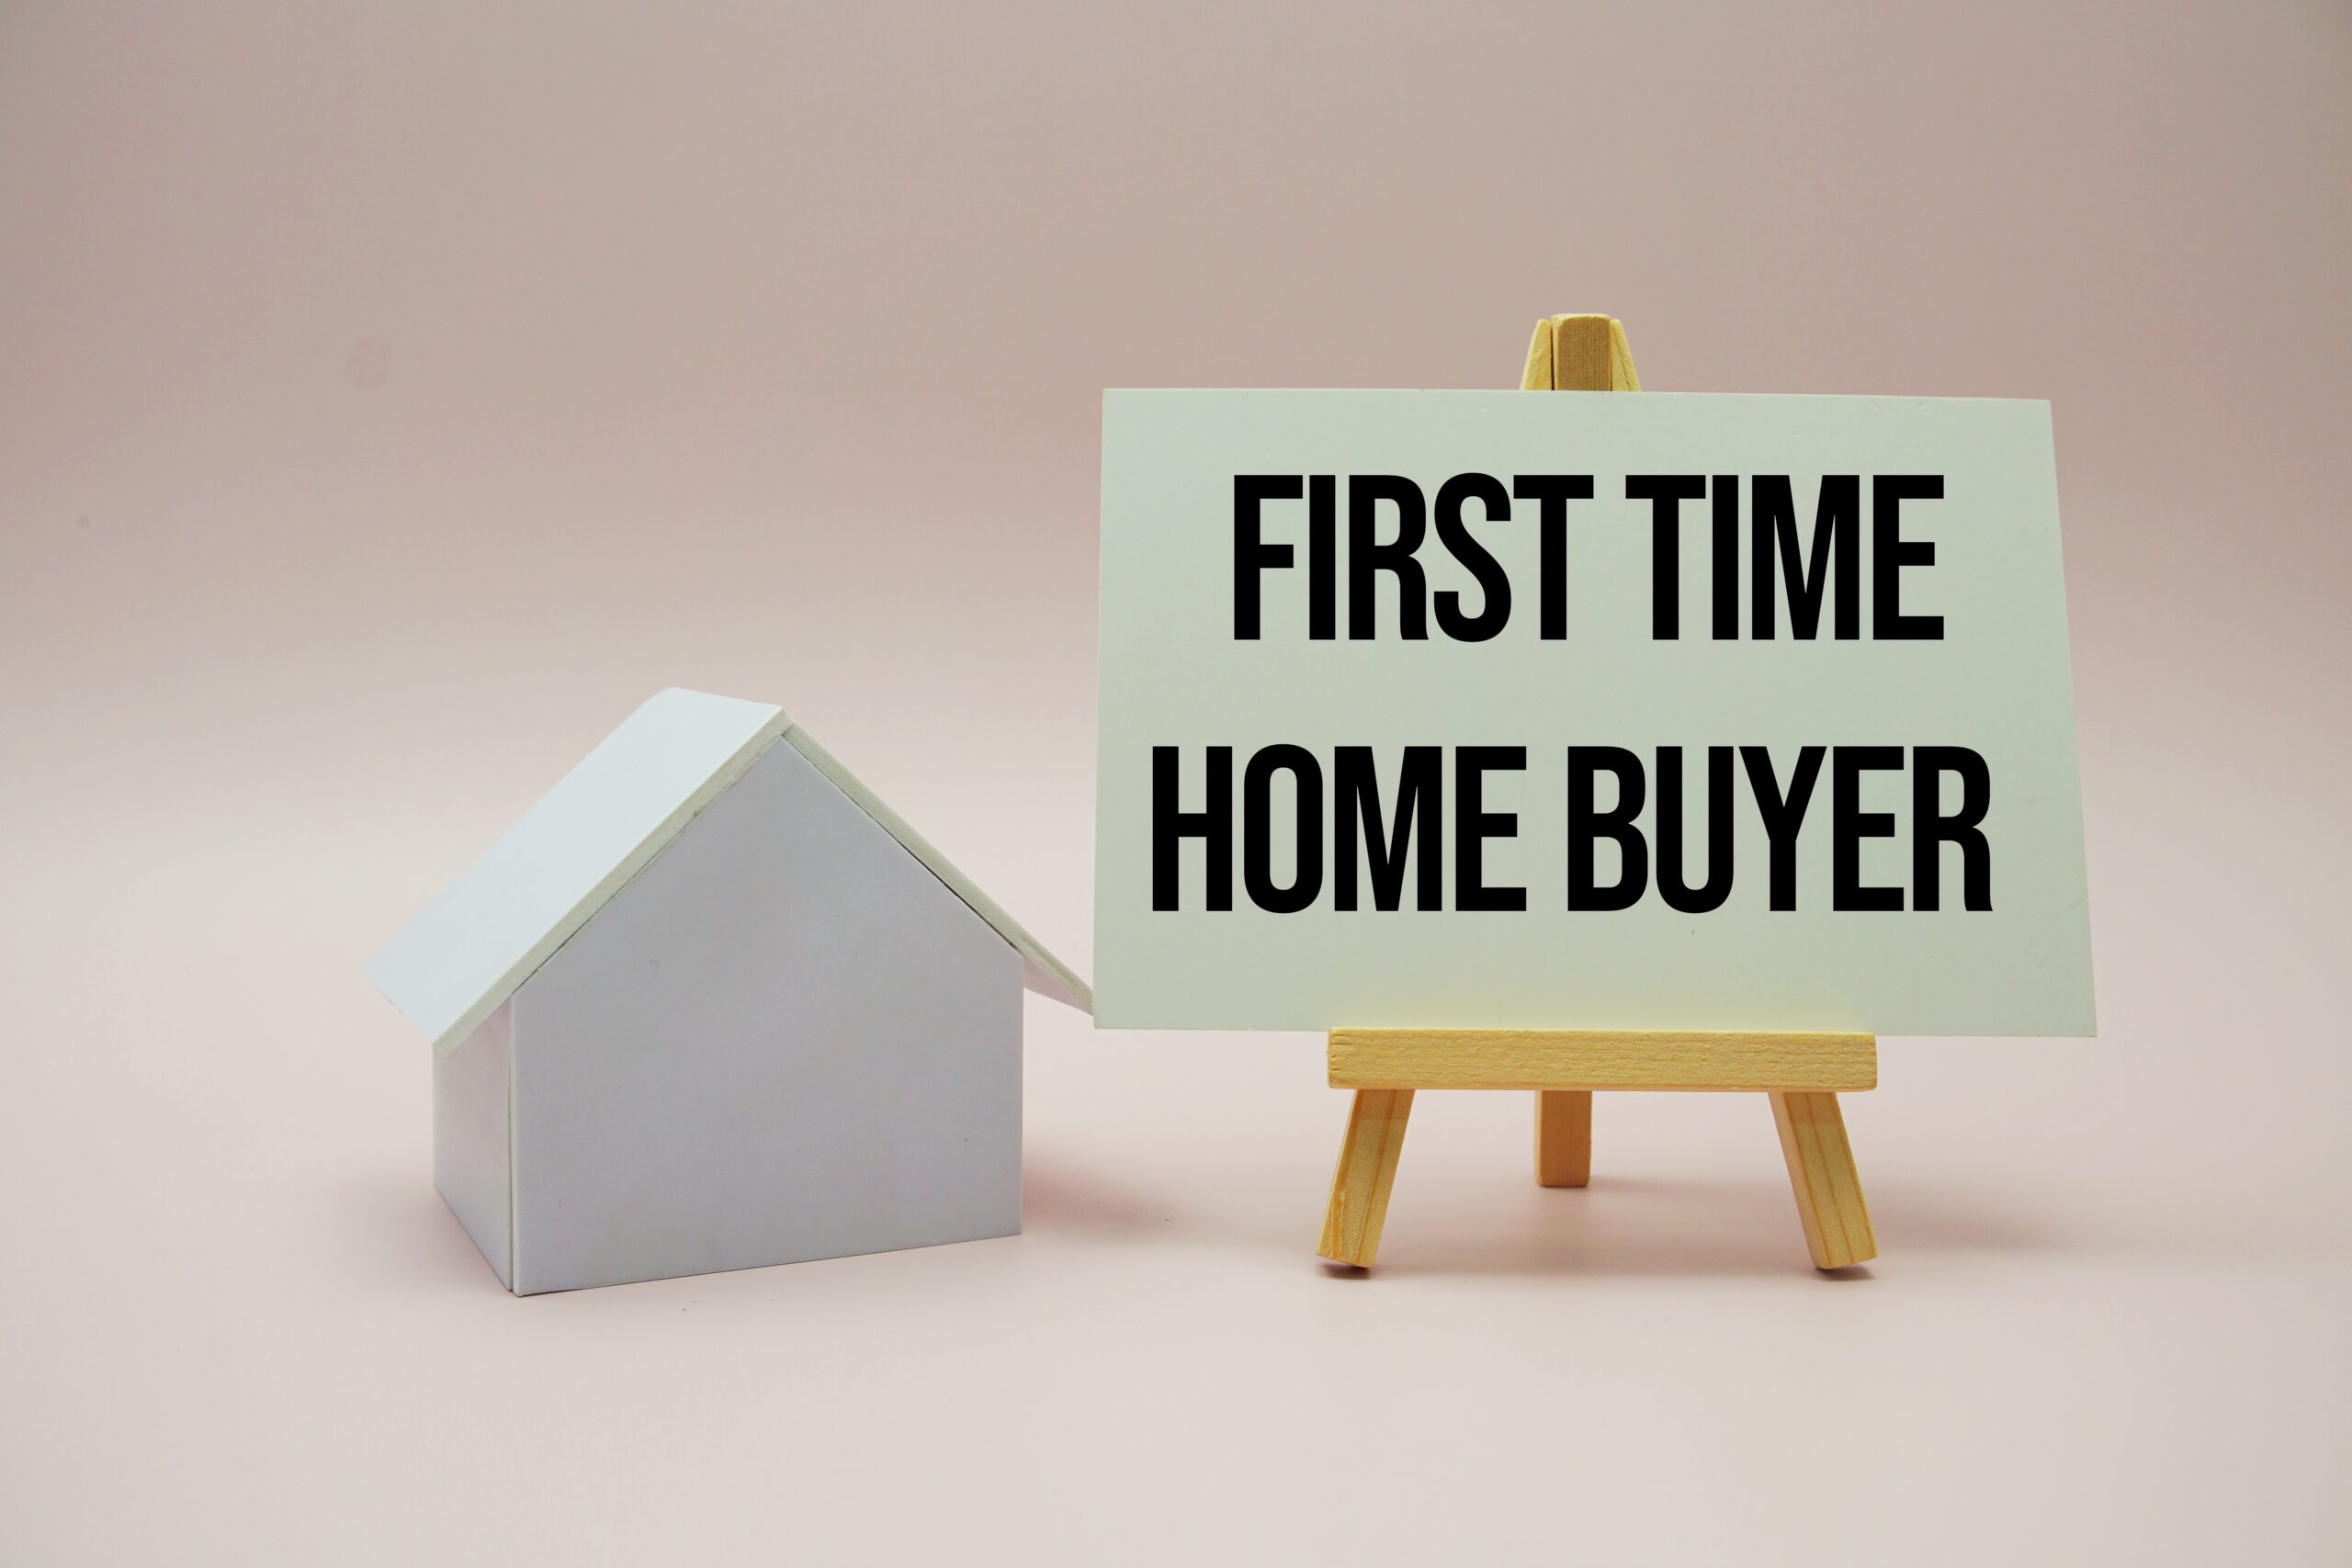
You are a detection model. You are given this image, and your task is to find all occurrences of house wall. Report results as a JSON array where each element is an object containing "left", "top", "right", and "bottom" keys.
[
  {"left": 506, "top": 737, "right": 1023, "bottom": 1294},
  {"left": 432, "top": 1000, "right": 513, "bottom": 1289}
]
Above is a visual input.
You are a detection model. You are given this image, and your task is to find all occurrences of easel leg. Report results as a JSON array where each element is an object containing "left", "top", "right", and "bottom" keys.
[
  {"left": 1534, "top": 1090, "right": 1592, "bottom": 1188},
  {"left": 1317, "top": 1089, "right": 1415, "bottom": 1268},
  {"left": 1770, "top": 1091, "right": 1877, "bottom": 1270}
]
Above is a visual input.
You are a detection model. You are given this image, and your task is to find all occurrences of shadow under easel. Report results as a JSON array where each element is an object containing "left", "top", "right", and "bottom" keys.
[
  {"left": 1322, "top": 1167, "right": 2066, "bottom": 1280},
  {"left": 1023, "top": 1129, "right": 2073, "bottom": 1280}
]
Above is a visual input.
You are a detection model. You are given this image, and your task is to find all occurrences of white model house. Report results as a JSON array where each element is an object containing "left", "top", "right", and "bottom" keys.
[{"left": 367, "top": 688, "right": 1089, "bottom": 1294}]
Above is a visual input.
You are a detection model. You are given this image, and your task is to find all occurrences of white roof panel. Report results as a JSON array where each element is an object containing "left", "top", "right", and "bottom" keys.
[
  {"left": 368, "top": 688, "right": 1090, "bottom": 1052},
  {"left": 368, "top": 689, "right": 793, "bottom": 1052}
]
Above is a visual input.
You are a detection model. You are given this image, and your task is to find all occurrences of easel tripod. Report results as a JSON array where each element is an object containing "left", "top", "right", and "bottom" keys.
[{"left": 1315, "top": 315, "right": 1879, "bottom": 1275}]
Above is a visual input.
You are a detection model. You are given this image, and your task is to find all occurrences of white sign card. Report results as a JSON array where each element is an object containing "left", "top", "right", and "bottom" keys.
[{"left": 1093, "top": 389, "right": 2095, "bottom": 1035}]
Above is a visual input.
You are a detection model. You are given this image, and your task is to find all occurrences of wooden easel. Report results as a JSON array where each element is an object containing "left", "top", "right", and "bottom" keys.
[{"left": 1315, "top": 315, "right": 1881, "bottom": 1275}]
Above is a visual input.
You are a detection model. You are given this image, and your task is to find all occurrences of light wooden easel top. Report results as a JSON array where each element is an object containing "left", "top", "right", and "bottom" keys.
[
  {"left": 1522, "top": 311, "right": 1641, "bottom": 395},
  {"left": 1315, "top": 314, "right": 1879, "bottom": 1278}
]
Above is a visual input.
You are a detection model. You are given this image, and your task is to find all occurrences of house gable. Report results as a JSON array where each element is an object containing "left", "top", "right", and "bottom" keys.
[
  {"left": 504, "top": 734, "right": 1023, "bottom": 1292},
  {"left": 368, "top": 688, "right": 1090, "bottom": 1058}
]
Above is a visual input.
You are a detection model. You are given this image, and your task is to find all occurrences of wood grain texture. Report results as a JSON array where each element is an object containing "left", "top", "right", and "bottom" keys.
[
  {"left": 1549, "top": 313, "right": 1615, "bottom": 391},
  {"left": 1317, "top": 1089, "right": 1415, "bottom": 1267},
  {"left": 1770, "top": 1091, "right": 1877, "bottom": 1269},
  {"left": 1534, "top": 1089, "right": 1592, "bottom": 1188},
  {"left": 1329, "top": 1029, "right": 1878, "bottom": 1092},
  {"left": 1604, "top": 317, "right": 1641, "bottom": 390},
  {"left": 1521, "top": 317, "right": 1555, "bottom": 391},
  {"left": 1521, "top": 313, "right": 1639, "bottom": 392}
]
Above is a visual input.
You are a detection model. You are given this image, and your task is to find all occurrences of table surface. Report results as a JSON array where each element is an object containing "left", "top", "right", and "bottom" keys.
[{"left": 6, "top": 703, "right": 2343, "bottom": 1564}]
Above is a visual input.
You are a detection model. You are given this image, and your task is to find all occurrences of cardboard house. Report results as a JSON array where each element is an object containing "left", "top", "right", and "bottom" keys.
[{"left": 367, "top": 688, "right": 1089, "bottom": 1294}]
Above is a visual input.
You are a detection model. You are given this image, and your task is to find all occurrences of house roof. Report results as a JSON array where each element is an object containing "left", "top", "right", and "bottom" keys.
[{"left": 367, "top": 688, "right": 1091, "bottom": 1053}]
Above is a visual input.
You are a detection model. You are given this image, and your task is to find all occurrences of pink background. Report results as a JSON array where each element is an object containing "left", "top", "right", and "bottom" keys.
[{"left": 3, "top": 3, "right": 2345, "bottom": 1562}]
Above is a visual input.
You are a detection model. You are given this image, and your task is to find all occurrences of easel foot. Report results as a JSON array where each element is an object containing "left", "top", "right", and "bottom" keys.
[
  {"left": 1771, "top": 1091, "right": 1877, "bottom": 1269},
  {"left": 1317, "top": 1089, "right": 1414, "bottom": 1268},
  {"left": 1534, "top": 1090, "right": 1591, "bottom": 1187}
]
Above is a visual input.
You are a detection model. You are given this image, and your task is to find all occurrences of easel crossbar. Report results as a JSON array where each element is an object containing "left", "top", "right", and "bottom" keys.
[{"left": 1328, "top": 1029, "right": 1877, "bottom": 1092}]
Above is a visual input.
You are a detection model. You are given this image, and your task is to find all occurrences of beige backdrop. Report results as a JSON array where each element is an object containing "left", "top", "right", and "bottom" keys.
[{"left": 2, "top": 3, "right": 2346, "bottom": 1563}]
